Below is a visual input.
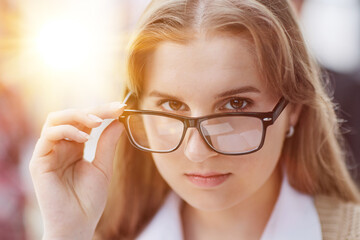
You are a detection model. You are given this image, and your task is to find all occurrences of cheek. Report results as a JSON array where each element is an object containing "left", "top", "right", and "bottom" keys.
[
  {"left": 151, "top": 153, "right": 182, "bottom": 186},
  {"left": 242, "top": 113, "right": 288, "bottom": 172},
  {"left": 216, "top": 114, "right": 288, "bottom": 188},
  {"left": 260, "top": 112, "right": 288, "bottom": 162},
  {"left": 234, "top": 114, "right": 288, "bottom": 186}
]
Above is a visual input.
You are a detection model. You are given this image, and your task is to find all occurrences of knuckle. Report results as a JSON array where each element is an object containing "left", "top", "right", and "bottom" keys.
[
  {"left": 43, "top": 125, "right": 75, "bottom": 140},
  {"left": 29, "top": 161, "right": 37, "bottom": 174},
  {"left": 28, "top": 160, "right": 34, "bottom": 170},
  {"left": 76, "top": 110, "right": 87, "bottom": 120},
  {"left": 47, "top": 108, "right": 78, "bottom": 122},
  {"left": 42, "top": 128, "right": 51, "bottom": 139},
  {"left": 66, "top": 124, "right": 78, "bottom": 132},
  {"left": 63, "top": 125, "right": 78, "bottom": 139},
  {"left": 29, "top": 157, "right": 41, "bottom": 175},
  {"left": 67, "top": 108, "right": 85, "bottom": 122},
  {"left": 60, "top": 127, "right": 67, "bottom": 139},
  {"left": 46, "top": 111, "right": 57, "bottom": 122},
  {"left": 64, "top": 108, "right": 77, "bottom": 115}
]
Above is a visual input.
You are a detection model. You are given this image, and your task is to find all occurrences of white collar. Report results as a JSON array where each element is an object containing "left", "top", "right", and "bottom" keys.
[
  {"left": 136, "top": 175, "right": 322, "bottom": 240},
  {"left": 136, "top": 192, "right": 184, "bottom": 240},
  {"left": 260, "top": 173, "right": 322, "bottom": 240}
]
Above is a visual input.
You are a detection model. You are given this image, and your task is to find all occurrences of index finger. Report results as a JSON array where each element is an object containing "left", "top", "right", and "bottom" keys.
[{"left": 84, "top": 102, "right": 127, "bottom": 120}]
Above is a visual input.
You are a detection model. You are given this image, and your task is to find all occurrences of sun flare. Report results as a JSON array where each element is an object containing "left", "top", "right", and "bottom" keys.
[{"left": 34, "top": 19, "right": 100, "bottom": 71}]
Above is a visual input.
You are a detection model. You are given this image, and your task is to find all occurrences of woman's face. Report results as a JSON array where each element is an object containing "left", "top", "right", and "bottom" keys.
[{"left": 139, "top": 34, "right": 294, "bottom": 211}]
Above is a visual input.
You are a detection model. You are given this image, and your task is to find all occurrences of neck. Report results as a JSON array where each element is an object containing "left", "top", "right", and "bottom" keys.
[{"left": 181, "top": 165, "right": 282, "bottom": 240}]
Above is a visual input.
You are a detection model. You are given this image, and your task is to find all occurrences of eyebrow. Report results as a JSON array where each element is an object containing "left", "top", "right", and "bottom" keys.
[
  {"left": 148, "top": 86, "right": 260, "bottom": 100},
  {"left": 215, "top": 86, "right": 261, "bottom": 99},
  {"left": 148, "top": 91, "right": 183, "bottom": 100}
]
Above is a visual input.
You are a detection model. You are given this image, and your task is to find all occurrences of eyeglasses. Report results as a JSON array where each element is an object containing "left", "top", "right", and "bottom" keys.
[{"left": 118, "top": 92, "right": 288, "bottom": 155}]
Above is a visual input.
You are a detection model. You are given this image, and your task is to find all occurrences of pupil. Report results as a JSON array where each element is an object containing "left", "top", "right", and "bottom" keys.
[
  {"left": 169, "top": 101, "right": 181, "bottom": 110},
  {"left": 230, "top": 99, "right": 244, "bottom": 109}
]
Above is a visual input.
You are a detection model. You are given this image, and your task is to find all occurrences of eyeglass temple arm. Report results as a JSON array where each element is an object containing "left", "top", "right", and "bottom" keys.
[
  {"left": 271, "top": 97, "right": 288, "bottom": 123},
  {"left": 122, "top": 91, "right": 133, "bottom": 105}
]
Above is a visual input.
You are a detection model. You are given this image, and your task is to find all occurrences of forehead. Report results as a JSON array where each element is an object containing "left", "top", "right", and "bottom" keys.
[{"left": 142, "top": 34, "right": 267, "bottom": 99}]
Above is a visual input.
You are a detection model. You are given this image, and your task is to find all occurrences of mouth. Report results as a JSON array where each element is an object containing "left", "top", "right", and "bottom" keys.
[{"left": 184, "top": 172, "right": 231, "bottom": 188}]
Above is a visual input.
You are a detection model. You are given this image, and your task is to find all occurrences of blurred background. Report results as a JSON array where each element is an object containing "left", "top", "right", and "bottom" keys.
[{"left": 0, "top": 0, "right": 359, "bottom": 239}]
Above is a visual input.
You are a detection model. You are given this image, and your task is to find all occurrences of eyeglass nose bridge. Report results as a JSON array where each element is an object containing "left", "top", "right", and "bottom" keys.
[
  {"left": 182, "top": 118, "right": 201, "bottom": 137},
  {"left": 182, "top": 118, "right": 214, "bottom": 149},
  {"left": 182, "top": 118, "right": 204, "bottom": 139},
  {"left": 186, "top": 118, "right": 197, "bottom": 128},
  {"left": 183, "top": 118, "right": 203, "bottom": 132}
]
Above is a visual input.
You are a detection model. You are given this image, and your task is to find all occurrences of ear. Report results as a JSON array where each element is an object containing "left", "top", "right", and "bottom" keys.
[
  {"left": 291, "top": 0, "right": 305, "bottom": 15},
  {"left": 288, "top": 103, "right": 303, "bottom": 127}
]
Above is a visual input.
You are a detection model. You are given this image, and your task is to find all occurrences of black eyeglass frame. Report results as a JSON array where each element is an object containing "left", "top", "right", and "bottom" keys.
[{"left": 118, "top": 93, "right": 288, "bottom": 155}]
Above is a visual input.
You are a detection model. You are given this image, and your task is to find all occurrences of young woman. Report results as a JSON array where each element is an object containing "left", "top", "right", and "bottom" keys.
[{"left": 29, "top": 0, "right": 360, "bottom": 239}]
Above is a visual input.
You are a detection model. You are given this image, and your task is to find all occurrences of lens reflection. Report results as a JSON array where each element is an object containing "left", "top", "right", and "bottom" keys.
[
  {"left": 128, "top": 114, "right": 184, "bottom": 151},
  {"left": 200, "top": 116, "right": 263, "bottom": 153}
]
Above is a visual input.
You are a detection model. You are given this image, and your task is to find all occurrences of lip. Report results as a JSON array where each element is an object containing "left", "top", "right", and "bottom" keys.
[{"left": 184, "top": 172, "right": 231, "bottom": 188}]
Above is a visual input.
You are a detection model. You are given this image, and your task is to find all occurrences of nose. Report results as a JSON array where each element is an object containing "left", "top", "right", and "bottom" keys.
[{"left": 183, "top": 128, "right": 218, "bottom": 163}]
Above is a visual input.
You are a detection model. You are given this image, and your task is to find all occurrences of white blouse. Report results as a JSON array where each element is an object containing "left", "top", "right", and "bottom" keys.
[{"left": 137, "top": 174, "right": 322, "bottom": 240}]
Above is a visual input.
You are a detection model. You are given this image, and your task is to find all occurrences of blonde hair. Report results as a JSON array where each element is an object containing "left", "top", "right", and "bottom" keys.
[{"left": 95, "top": 0, "right": 360, "bottom": 239}]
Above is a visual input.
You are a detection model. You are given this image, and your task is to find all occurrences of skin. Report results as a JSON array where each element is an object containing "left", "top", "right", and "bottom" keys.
[
  {"left": 291, "top": 0, "right": 304, "bottom": 14},
  {"left": 29, "top": 34, "right": 301, "bottom": 240},
  {"left": 140, "top": 34, "right": 301, "bottom": 240},
  {"left": 29, "top": 103, "right": 126, "bottom": 240}
]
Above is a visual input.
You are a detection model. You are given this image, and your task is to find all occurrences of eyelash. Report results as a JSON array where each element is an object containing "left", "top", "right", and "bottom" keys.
[
  {"left": 156, "top": 99, "right": 189, "bottom": 112},
  {"left": 156, "top": 97, "right": 253, "bottom": 113},
  {"left": 218, "top": 97, "right": 253, "bottom": 112}
]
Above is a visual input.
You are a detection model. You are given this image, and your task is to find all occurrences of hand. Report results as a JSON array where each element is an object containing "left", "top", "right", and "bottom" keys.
[{"left": 29, "top": 102, "right": 126, "bottom": 240}]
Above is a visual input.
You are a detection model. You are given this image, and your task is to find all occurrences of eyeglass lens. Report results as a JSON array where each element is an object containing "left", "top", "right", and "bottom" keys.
[
  {"left": 127, "top": 114, "right": 263, "bottom": 153},
  {"left": 200, "top": 116, "right": 263, "bottom": 153},
  {"left": 128, "top": 114, "right": 184, "bottom": 151}
]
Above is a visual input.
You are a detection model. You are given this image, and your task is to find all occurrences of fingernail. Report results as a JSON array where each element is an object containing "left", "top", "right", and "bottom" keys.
[
  {"left": 78, "top": 131, "right": 90, "bottom": 140},
  {"left": 87, "top": 114, "right": 103, "bottom": 123},
  {"left": 110, "top": 102, "right": 126, "bottom": 110}
]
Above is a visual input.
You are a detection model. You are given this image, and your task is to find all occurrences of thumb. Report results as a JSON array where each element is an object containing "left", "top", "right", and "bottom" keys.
[{"left": 92, "top": 120, "right": 125, "bottom": 181}]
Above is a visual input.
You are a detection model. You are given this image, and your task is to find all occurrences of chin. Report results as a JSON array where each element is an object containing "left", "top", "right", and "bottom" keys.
[{"left": 178, "top": 188, "right": 245, "bottom": 212}]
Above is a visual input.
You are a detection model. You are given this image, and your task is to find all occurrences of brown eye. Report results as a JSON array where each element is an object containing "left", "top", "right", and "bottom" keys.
[
  {"left": 221, "top": 98, "right": 249, "bottom": 111},
  {"left": 169, "top": 100, "right": 182, "bottom": 110},
  {"left": 160, "top": 100, "right": 186, "bottom": 111},
  {"left": 229, "top": 99, "right": 247, "bottom": 109}
]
